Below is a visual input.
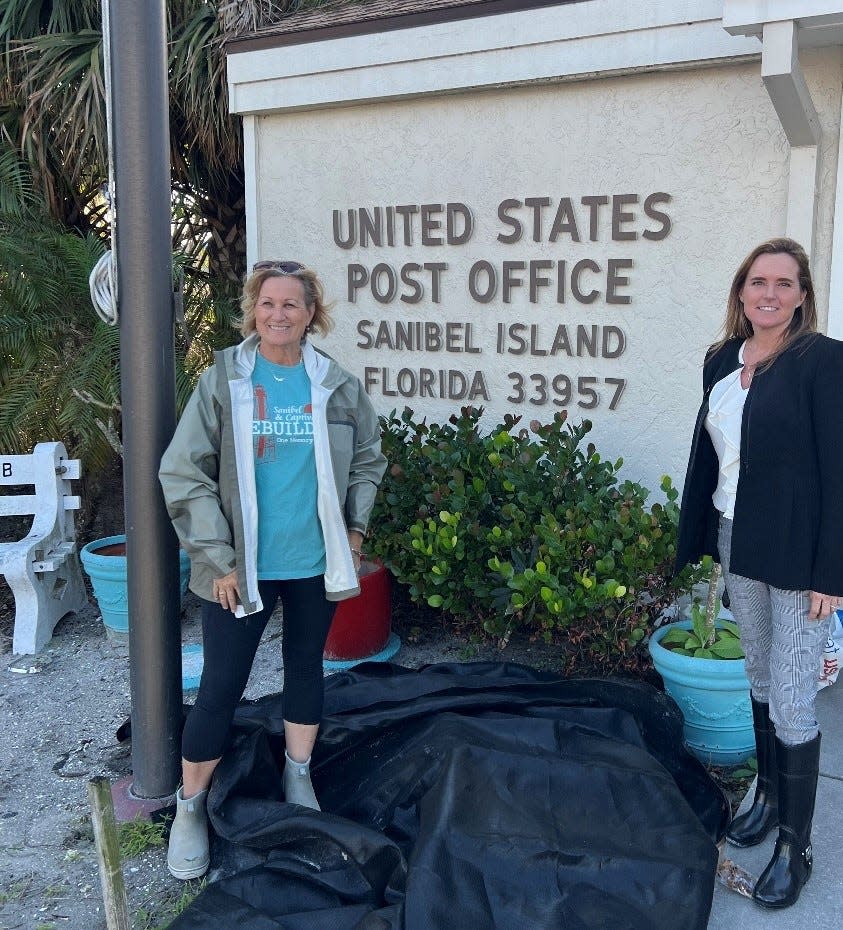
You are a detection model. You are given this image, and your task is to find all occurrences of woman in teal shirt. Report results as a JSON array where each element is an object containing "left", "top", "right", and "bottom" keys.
[{"left": 160, "top": 261, "right": 386, "bottom": 880}]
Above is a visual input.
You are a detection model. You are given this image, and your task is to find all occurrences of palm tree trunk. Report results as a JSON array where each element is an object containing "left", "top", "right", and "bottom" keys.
[{"left": 202, "top": 192, "right": 247, "bottom": 284}]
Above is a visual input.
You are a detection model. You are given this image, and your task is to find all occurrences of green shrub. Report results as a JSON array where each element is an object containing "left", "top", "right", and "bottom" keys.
[{"left": 369, "top": 407, "right": 705, "bottom": 675}]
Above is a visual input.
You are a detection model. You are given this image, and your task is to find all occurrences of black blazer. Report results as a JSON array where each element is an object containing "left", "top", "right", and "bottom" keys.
[{"left": 676, "top": 333, "right": 843, "bottom": 596}]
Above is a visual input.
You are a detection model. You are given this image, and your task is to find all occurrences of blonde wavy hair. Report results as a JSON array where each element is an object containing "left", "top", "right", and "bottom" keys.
[
  {"left": 238, "top": 264, "right": 334, "bottom": 339},
  {"left": 712, "top": 238, "right": 817, "bottom": 366}
]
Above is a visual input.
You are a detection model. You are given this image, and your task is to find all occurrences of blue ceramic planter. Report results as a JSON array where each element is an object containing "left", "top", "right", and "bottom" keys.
[
  {"left": 80, "top": 534, "right": 190, "bottom": 636},
  {"left": 649, "top": 619, "right": 754, "bottom": 766}
]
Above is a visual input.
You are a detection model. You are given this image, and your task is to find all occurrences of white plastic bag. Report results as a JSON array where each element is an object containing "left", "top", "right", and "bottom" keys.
[{"left": 818, "top": 611, "right": 843, "bottom": 690}]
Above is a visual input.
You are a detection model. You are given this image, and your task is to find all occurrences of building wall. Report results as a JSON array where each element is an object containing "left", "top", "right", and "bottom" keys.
[{"left": 253, "top": 48, "right": 841, "bottom": 494}]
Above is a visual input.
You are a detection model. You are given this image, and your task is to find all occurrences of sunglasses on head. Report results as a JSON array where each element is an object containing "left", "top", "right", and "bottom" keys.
[{"left": 252, "top": 260, "right": 305, "bottom": 274}]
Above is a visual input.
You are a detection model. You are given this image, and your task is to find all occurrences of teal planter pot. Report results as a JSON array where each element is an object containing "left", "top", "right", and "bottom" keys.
[
  {"left": 649, "top": 619, "right": 754, "bottom": 766},
  {"left": 80, "top": 534, "right": 190, "bottom": 637}
]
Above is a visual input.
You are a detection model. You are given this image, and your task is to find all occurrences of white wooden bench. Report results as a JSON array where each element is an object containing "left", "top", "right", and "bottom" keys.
[{"left": 0, "top": 442, "right": 87, "bottom": 654}]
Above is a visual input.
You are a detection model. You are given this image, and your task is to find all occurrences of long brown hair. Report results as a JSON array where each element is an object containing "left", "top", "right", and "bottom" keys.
[
  {"left": 713, "top": 237, "right": 817, "bottom": 365},
  {"left": 239, "top": 265, "right": 334, "bottom": 339}
]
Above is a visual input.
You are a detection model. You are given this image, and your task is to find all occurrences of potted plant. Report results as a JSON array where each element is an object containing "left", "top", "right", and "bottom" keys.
[
  {"left": 80, "top": 534, "right": 190, "bottom": 638},
  {"left": 649, "top": 560, "right": 754, "bottom": 765}
]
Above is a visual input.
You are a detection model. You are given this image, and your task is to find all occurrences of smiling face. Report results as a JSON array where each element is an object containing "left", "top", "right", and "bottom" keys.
[
  {"left": 739, "top": 252, "right": 806, "bottom": 342},
  {"left": 254, "top": 275, "right": 315, "bottom": 365}
]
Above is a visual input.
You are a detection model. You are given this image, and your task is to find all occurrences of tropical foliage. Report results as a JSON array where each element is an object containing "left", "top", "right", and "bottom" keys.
[
  {"left": 0, "top": 152, "right": 114, "bottom": 469},
  {"left": 0, "top": 0, "right": 336, "bottom": 276},
  {"left": 0, "top": 1, "right": 332, "bottom": 470},
  {"left": 0, "top": 152, "right": 241, "bottom": 469}
]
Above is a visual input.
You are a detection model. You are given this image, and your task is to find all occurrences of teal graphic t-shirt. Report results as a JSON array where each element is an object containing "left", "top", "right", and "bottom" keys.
[{"left": 252, "top": 354, "right": 326, "bottom": 579}]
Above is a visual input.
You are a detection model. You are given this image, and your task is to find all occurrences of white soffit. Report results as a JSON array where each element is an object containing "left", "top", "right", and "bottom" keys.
[
  {"left": 227, "top": 0, "right": 761, "bottom": 115},
  {"left": 724, "top": 0, "right": 843, "bottom": 43}
]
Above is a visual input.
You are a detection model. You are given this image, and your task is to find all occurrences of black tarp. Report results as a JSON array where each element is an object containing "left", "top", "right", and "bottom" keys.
[{"left": 168, "top": 662, "right": 729, "bottom": 930}]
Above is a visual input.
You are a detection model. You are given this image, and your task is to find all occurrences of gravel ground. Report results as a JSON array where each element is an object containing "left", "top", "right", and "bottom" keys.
[{"left": 0, "top": 573, "right": 566, "bottom": 930}]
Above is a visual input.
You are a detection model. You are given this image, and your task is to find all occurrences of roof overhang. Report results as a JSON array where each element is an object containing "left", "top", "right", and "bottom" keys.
[
  {"left": 225, "top": 0, "right": 576, "bottom": 54},
  {"left": 227, "top": 1, "right": 763, "bottom": 117}
]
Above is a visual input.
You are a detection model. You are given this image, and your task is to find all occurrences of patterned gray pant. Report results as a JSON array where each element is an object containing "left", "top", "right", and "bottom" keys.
[{"left": 718, "top": 517, "right": 829, "bottom": 745}]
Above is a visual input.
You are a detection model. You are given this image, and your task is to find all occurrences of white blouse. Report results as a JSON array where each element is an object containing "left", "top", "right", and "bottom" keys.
[{"left": 704, "top": 342, "right": 748, "bottom": 520}]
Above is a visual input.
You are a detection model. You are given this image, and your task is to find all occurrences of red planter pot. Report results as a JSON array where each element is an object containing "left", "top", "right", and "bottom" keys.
[{"left": 324, "top": 560, "right": 393, "bottom": 661}]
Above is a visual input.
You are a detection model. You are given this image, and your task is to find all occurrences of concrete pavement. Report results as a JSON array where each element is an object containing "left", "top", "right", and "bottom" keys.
[{"left": 707, "top": 679, "right": 843, "bottom": 928}]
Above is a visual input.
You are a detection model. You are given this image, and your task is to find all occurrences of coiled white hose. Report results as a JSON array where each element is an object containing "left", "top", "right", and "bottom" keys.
[{"left": 89, "top": 250, "right": 118, "bottom": 325}]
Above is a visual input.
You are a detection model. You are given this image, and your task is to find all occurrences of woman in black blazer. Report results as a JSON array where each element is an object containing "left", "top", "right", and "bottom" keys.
[{"left": 676, "top": 238, "right": 843, "bottom": 909}]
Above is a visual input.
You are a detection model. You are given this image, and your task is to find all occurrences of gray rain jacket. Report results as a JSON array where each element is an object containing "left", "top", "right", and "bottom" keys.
[{"left": 159, "top": 335, "right": 387, "bottom": 615}]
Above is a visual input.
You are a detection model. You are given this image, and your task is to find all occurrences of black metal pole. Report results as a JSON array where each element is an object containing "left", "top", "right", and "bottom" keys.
[{"left": 108, "top": 0, "right": 182, "bottom": 799}]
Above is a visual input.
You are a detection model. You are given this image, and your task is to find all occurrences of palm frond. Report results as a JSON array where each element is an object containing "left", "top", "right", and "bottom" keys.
[
  {"left": 170, "top": 4, "right": 239, "bottom": 191},
  {"left": 19, "top": 30, "right": 106, "bottom": 190},
  {"left": 0, "top": 146, "right": 35, "bottom": 214},
  {"left": 2, "top": 1, "right": 250, "bottom": 278},
  {"left": 218, "top": 0, "right": 339, "bottom": 36}
]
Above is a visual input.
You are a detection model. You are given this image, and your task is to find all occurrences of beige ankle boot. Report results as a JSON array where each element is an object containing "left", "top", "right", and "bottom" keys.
[
  {"left": 283, "top": 751, "right": 320, "bottom": 810},
  {"left": 167, "top": 787, "right": 210, "bottom": 880}
]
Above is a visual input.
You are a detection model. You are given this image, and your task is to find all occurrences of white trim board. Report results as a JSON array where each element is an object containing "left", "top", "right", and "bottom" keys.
[{"left": 227, "top": 1, "right": 761, "bottom": 115}]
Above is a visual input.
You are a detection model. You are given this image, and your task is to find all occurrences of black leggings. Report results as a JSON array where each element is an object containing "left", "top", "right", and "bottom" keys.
[{"left": 181, "top": 576, "right": 336, "bottom": 763}]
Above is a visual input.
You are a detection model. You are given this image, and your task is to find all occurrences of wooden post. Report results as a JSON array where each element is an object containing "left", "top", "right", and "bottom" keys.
[{"left": 88, "top": 776, "right": 131, "bottom": 930}]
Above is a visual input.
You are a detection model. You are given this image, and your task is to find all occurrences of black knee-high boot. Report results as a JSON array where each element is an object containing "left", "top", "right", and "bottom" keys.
[
  {"left": 753, "top": 733, "right": 821, "bottom": 909},
  {"left": 727, "top": 698, "right": 777, "bottom": 847}
]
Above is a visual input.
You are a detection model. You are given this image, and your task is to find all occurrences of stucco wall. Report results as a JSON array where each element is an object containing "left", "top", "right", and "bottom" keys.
[{"left": 254, "top": 50, "right": 841, "bottom": 495}]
